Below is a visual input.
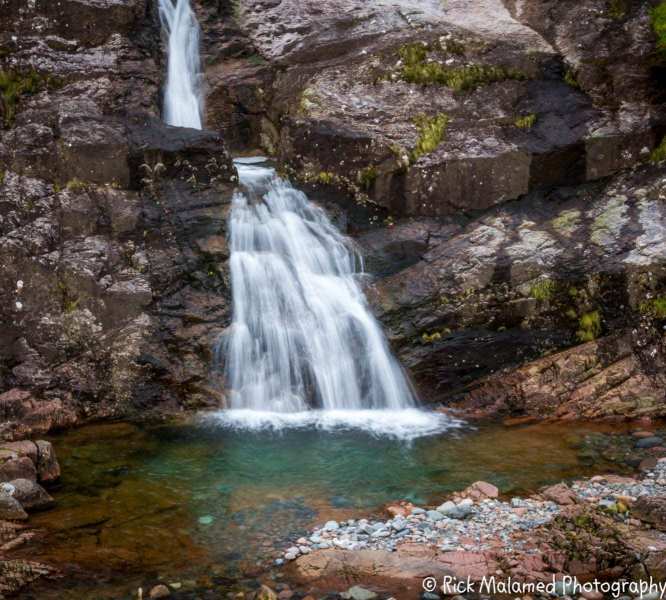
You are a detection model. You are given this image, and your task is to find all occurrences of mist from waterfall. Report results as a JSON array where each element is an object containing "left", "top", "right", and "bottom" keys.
[{"left": 158, "top": 0, "right": 203, "bottom": 129}]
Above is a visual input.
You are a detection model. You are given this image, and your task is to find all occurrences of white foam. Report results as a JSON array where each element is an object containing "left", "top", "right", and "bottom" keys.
[{"left": 203, "top": 409, "right": 464, "bottom": 441}]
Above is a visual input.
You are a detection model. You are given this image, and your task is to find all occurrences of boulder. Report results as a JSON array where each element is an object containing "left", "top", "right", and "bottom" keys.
[
  {"left": 632, "top": 497, "right": 666, "bottom": 531},
  {"left": 0, "top": 494, "right": 28, "bottom": 520},
  {"left": 5, "top": 479, "right": 54, "bottom": 511},
  {"left": 540, "top": 483, "right": 578, "bottom": 506},
  {"left": 0, "top": 457, "right": 37, "bottom": 483},
  {"left": 458, "top": 481, "right": 499, "bottom": 502}
]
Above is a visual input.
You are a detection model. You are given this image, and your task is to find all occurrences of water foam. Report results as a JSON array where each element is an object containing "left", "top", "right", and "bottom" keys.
[{"left": 205, "top": 409, "right": 464, "bottom": 441}]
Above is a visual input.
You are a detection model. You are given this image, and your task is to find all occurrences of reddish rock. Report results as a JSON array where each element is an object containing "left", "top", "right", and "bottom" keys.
[
  {"left": 540, "top": 483, "right": 577, "bottom": 506},
  {"left": 35, "top": 441, "right": 60, "bottom": 482},
  {"left": 385, "top": 501, "right": 414, "bottom": 518},
  {"left": 458, "top": 481, "right": 499, "bottom": 502},
  {"left": 633, "top": 431, "right": 656, "bottom": 438},
  {"left": 438, "top": 551, "right": 499, "bottom": 580},
  {"left": 632, "top": 496, "right": 666, "bottom": 531},
  {"left": 640, "top": 457, "right": 658, "bottom": 471},
  {"left": 0, "top": 457, "right": 37, "bottom": 483}
]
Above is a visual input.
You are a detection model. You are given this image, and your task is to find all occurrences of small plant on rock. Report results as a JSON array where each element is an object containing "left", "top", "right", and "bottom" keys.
[
  {"left": 515, "top": 114, "right": 537, "bottom": 130},
  {"left": 140, "top": 162, "right": 166, "bottom": 198},
  {"left": 576, "top": 311, "right": 601, "bottom": 342},
  {"left": 652, "top": 2, "right": 666, "bottom": 55},
  {"left": 411, "top": 113, "right": 449, "bottom": 162},
  {"left": 650, "top": 136, "right": 666, "bottom": 163}
]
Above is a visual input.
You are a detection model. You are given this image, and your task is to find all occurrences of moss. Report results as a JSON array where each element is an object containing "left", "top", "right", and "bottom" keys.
[
  {"left": 0, "top": 170, "right": 4, "bottom": 185},
  {"left": 577, "top": 311, "right": 601, "bottom": 342},
  {"left": 608, "top": 0, "right": 628, "bottom": 20},
  {"left": 299, "top": 88, "right": 319, "bottom": 115},
  {"left": 640, "top": 297, "right": 666, "bottom": 319},
  {"left": 65, "top": 177, "right": 88, "bottom": 192},
  {"left": 397, "top": 42, "right": 527, "bottom": 91},
  {"left": 421, "top": 331, "right": 442, "bottom": 344},
  {"left": 530, "top": 278, "right": 555, "bottom": 302},
  {"left": 411, "top": 113, "right": 449, "bottom": 162},
  {"left": 357, "top": 165, "right": 377, "bottom": 190},
  {"left": 0, "top": 69, "right": 59, "bottom": 127},
  {"left": 515, "top": 114, "right": 536, "bottom": 129},
  {"left": 652, "top": 2, "right": 666, "bottom": 55},
  {"left": 316, "top": 171, "right": 335, "bottom": 184},
  {"left": 551, "top": 209, "right": 581, "bottom": 234},
  {"left": 650, "top": 136, "right": 666, "bottom": 163},
  {"left": 564, "top": 69, "right": 580, "bottom": 89}
]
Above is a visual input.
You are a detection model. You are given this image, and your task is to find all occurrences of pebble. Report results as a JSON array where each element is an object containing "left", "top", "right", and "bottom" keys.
[
  {"left": 149, "top": 585, "right": 170, "bottom": 599},
  {"left": 323, "top": 520, "right": 339, "bottom": 531},
  {"left": 635, "top": 436, "right": 663, "bottom": 449}
]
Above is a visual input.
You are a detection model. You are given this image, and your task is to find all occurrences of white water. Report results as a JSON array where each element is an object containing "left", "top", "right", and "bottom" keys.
[
  {"left": 158, "top": 0, "right": 203, "bottom": 129},
  {"left": 216, "top": 162, "right": 458, "bottom": 438}
]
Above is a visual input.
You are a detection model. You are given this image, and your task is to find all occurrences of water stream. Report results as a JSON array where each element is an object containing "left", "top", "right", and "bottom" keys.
[{"left": 158, "top": 0, "right": 203, "bottom": 128}]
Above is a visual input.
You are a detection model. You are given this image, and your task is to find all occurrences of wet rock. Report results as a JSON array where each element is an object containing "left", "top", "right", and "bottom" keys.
[
  {"left": 0, "top": 494, "right": 28, "bottom": 520},
  {"left": 636, "top": 437, "right": 664, "bottom": 449},
  {"left": 35, "top": 440, "right": 60, "bottom": 482},
  {"left": 5, "top": 479, "right": 54, "bottom": 511}
]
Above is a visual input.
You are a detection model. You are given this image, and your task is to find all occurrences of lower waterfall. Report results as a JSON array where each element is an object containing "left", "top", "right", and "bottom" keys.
[{"left": 214, "top": 160, "right": 459, "bottom": 438}]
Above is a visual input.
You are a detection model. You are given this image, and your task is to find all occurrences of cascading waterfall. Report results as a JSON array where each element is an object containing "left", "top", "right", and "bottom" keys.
[
  {"left": 216, "top": 161, "right": 458, "bottom": 437},
  {"left": 158, "top": 0, "right": 203, "bottom": 129}
]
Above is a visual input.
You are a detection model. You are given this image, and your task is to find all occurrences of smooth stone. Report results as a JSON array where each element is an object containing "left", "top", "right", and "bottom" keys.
[
  {"left": 7, "top": 478, "right": 54, "bottom": 511},
  {"left": 437, "top": 501, "right": 456, "bottom": 514},
  {"left": 411, "top": 507, "right": 426, "bottom": 515},
  {"left": 323, "top": 520, "right": 339, "bottom": 531},
  {"left": 342, "top": 586, "right": 378, "bottom": 600},
  {"left": 284, "top": 552, "right": 297, "bottom": 561},
  {"left": 198, "top": 515, "right": 214, "bottom": 525},
  {"left": 426, "top": 510, "right": 444, "bottom": 521},
  {"left": 636, "top": 437, "right": 663, "bottom": 449},
  {"left": 0, "top": 495, "right": 27, "bottom": 520},
  {"left": 149, "top": 584, "right": 171, "bottom": 599}
]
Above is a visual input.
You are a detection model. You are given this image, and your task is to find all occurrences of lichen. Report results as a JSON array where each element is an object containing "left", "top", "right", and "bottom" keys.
[
  {"left": 411, "top": 113, "right": 449, "bottom": 162},
  {"left": 514, "top": 114, "right": 537, "bottom": 129},
  {"left": 397, "top": 42, "right": 527, "bottom": 91},
  {"left": 551, "top": 209, "right": 581, "bottom": 235},
  {"left": 577, "top": 311, "right": 601, "bottom": 342}
]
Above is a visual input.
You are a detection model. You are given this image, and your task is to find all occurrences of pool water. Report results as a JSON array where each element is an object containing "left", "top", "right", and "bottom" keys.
[{"left": 17, "top": 418, "right": 633, "bottom": 598}]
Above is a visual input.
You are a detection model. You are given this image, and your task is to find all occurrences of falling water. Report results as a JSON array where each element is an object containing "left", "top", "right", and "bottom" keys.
[
  {"left": 158, "top": 0, "right": 203, "bottom": 129},
  {"left": 211, "top": 161, "right": 460, "bottom": 437}
]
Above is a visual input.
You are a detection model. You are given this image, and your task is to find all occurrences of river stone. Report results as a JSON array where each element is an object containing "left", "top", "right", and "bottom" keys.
[
  {"left": 411, "top": 507, "right": 426, "bottom": 515},
  {"left": 437, "top": 500, "right": 456, "bottom": 514},
  {"left": 7, "top": 478, "right": 54, "bottom": 511},
  {"left": 342, "top": 586, "right": 377, "bottom": 600},
  {"left": 149, "top": 584, "right": 171, "bottom": 598},
  {"left": 636, "top": 437, "right": 664, "bottom": 449},
  {"left": 323, "top": 520, "right": 339, "bottom": 531},
  {"left": 426, "top": 510, "right": 444, "bottom": 521},
  {"left": 0, "top": 494, "right": 28, "bottom": 520}
]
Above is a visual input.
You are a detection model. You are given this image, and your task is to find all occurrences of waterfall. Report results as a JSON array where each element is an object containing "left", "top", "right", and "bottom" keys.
[
  {"left": 215, "top": 160, "right": 458, "bottom": 438},
  {"left": 158, "top": 0, "right": 203, "bottom": 129}
]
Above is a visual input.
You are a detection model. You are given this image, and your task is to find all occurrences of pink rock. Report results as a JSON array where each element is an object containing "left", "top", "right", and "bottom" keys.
[
  {"left": 540, "top": 483, "right": 577, "bottom": 505},
  {"left": 459, "top": 481, "right": 499, "bottom": 502}
]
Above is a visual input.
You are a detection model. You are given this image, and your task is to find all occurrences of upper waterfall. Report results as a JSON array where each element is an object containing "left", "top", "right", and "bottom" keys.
[
  {"left": 158, "top": 0, "right": 203, "bottom": 129},
  {"left": 224, "top": 161, "right": 418, "bottom": 413}
]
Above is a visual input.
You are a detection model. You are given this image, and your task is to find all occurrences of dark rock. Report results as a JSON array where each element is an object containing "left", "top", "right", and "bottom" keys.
[
  {"left": 636, "top": 437, "right": 664, "bottom": 449},
  {"left": 35, "top": 441, "right": 60, "bottom": 483}
]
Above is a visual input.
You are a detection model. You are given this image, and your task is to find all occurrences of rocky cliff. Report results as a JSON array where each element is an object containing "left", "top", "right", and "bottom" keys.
[
  {"left": 201, "top": 0, "right": 666, "bottom": 418},
  {"left": 0, "top": 0, "right": 236, "bottom": 438}
]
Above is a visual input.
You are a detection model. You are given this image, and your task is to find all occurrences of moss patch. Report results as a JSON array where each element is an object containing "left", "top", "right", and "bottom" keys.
[
  {"left": 357, "top": 165, "right": 377, "bottom": 190},
  {"left": 0, "top": 69, "right": 59, "bottom": 127},
  {"left": 515, "top": 114, "right": 537, "bottom": 130},
  {"left": 608, "top": 0, "right": 628, "bottom": 20},
  {"left": 650, "top": 136, "right": 666, "bottom": 163},
  {"left": 652, "top": 2, "right": 666, "bottom": 55},
  {"left": 397, "top": 43, "right": 527, "bottom": 91},
  {"left": 640, "top": 297, "right": 666, "bottom": 319},
  {"left": 530, "top": 278, "right": 555, "bottom": 302},
  {"left": 564, "top": 69, "right": 580, "bottom": 89},
  {"left": 411, "top": 113, "right": 449, "bottom": 162},
  {"left": 577, "top": 311, "right": 601, "bottom": 342}
]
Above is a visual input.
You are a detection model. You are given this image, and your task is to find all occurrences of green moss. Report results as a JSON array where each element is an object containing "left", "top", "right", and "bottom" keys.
[
  {"left": 652, "top": 2, "right": 666, "bottom": 55},
  {"left": 65, "top": 177, "right": 88, "bottom": 192},
  {"left": 0, "top": 170, "right": 4, "bottom": 185},
  {"left": 551, "top": 209, "right": 581, "bottom": 235},
  {"left": 0, "top": 69, "right": 59, "bottom": 127},
  {"left": 608, "top": 0, "right": 628, "bottom": 20},
  {"left": 640, "top": 297, "right": 666, "bottom": 319},
  {"left": 576, "top": 311, "right": 601, "bottom": 342},
  {"left": 411, "top": 113, "right": 449, "bottom": 162},
  {"left": 564, "top": 69, "right": 580, "bottom": 89},
  {"left": 357, "top": 165, "right": 377, "bottom": 190},
  {"left": 650, "top": 136, "right": 666, "bottom": 163},
  {"left": 530, "top": 278, "right": 555, "bottom": 302},
  {"left": 397, "top": 42, "right": 527, "bottom": 91},
  {"left": 421, "top": 331, "right": 442, "bottom": 343},
  {"left": 515, "top": 114, "right": 536, "bottom": 129},
  {"left": 316, "top": 171, "right": 335, "bottom": 184}
]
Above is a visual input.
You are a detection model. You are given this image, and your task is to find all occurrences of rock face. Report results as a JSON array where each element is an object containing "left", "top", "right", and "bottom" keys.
[
  {"left": 198, "top": 0, "right": 666, "bottom": 415},
  {"left": 0, "top": 0, "right": 237, "bottom": 435}
]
